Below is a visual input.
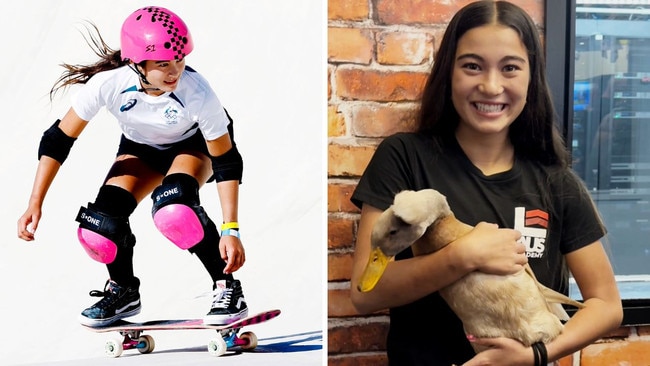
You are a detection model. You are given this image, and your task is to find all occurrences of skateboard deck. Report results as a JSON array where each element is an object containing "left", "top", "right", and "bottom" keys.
[{"left": 83, "top": 309, "right": 281, "bottom": 357}]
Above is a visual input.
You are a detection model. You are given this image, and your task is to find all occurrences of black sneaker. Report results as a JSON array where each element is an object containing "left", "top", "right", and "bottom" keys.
[
  {"left": 78, "top": 279, "right": 141, "bottom": 327},
  {"left": 203, "top": 279, "right": 248, "bottom": 325}
]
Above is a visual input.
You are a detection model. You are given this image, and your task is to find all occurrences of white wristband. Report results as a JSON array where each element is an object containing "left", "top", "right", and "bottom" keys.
[{"left": 221, "top": 228, "right": 240, "bottom": 239}]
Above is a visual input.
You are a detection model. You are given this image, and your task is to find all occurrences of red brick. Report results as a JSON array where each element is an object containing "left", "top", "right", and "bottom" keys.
[
  {"left": 375, "top": 0, "right": 474, "bottom": 25},
  {"left": 328, "top": 318, "right": 389, "bottom": 353},
  {"left": 328, "top": 353, "right": 388, "bottom": 366},
  {"left": 327, "top": 182, "right": 360, "bottom": 213},
  {"left": 329, "top": 27, "right": 375, "bottom": 65},
  {"left": 328, "top": 288, "right": 358, "bottom": 317},
  {"left": 351, "top": 103, "right": 418, "bottom": 137},
  {"left": 328, "top": 216, "right": 356, "bottom": 250},
  {"left": 328, "top": 143, "right": 377, "bottom": 178},
  {"left": 377, "top": 30, "right": 433, "bottom": 65},
  {"left": 328, "top": 104, "right": 346, "bottom": 137},
  {"left": 581, "top": 339, "right": 650, "bottom": 365},
  {"left": 430, "top": 27, "right": 447, "bottom": 55},
  {"left": 328, "top": 251, "right": 354, "bottom": 281},
  {"left": 329, "top": 0, "right": 370, "bottom": 21},
  {"left": 375, "top": 0, "right": 543, "bottom": 26},
  {"left": 557, "top": 354, "right": 573, "bottom": 366},
  {"left": 328, "top": 67, "right": 332, "bottom": 101},
  {"left": 335, "top": 68, "right": 428, "bottom": 102}
]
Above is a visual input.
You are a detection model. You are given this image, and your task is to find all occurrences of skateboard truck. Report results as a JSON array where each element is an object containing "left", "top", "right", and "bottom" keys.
[
  {"left": 208, "top": 327, "right": 258, "bottom": 356},
  {"left": 105, "top": 330, "right": 155, "bottom": 357}
]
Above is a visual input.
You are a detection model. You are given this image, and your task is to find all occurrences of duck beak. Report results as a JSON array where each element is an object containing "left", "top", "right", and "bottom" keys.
[{"left": 357, "top": 247, "right": 391, "bottom": 292}]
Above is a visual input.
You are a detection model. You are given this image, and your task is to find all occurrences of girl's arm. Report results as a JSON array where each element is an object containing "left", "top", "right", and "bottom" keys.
[
  {"left": 544, "top": 241, "right": 622, "bottom": 360},
  {"left": 17, "top": 108, "right": 88, "bottom": 241},
  {"left": 216, "top": 179, "right": 243, "bottom": 274},
  {"left": 206, "top": 134, "right": 245, "bottom": 274}
]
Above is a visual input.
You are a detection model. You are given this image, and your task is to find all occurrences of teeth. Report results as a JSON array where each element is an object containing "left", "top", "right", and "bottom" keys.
[{"left": 475, "top": 103, "right": 503, "bottom": 113}]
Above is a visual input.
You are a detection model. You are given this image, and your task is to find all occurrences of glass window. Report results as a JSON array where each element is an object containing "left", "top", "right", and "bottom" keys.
[{"left": 547, "top": 0, "right": 650, "bottom": 323}]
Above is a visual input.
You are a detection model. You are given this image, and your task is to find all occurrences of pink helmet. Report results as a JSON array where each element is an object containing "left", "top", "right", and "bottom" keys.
[{"left": 120, "top": 6, "right": 194, "bottom": 63}]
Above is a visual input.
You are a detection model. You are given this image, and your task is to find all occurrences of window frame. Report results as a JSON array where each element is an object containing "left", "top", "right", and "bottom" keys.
[{"left": 544, "top": 0, "right": 650, "bottom": 326}]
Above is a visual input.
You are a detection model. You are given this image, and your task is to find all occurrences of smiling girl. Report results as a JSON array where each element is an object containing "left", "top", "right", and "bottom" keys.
[
  {"left": 17, "top": 6, "right": 249, "bottom": 327},
  {"left": 350, "top": 1, "right": 622, "bottom": 365}
]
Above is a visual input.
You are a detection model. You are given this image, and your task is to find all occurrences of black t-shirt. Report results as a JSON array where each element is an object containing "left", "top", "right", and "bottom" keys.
[{"left": 351, "top": 132, "right": 606, "bottom": 365}]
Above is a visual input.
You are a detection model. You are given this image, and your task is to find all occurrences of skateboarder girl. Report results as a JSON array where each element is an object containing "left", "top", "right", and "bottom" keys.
[{"left": 17, "top": 6, "right": 248, "bottom": 327}]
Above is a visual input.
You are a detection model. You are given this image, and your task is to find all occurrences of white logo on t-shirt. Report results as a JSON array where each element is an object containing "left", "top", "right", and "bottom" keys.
[
  {"left": 163, "top": 105, "right": 179, "bottom": 125},
  {"left": 514, "top": 207, "right": 548, "bottom": 259}
]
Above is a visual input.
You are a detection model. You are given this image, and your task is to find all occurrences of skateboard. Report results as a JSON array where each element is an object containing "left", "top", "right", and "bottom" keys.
[{"left": 82, "top": 309, "right": 281, "bottom": 357}]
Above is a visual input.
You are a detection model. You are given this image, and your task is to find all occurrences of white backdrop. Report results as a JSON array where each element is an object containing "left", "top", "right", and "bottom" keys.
[{"left": 0, "top": 1, "right": 324, "bottom": 364}]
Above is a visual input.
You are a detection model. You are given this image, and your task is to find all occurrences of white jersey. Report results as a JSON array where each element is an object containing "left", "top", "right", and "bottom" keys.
[{"left": 72, "top": 66, "right": 229, "bottom": 149}]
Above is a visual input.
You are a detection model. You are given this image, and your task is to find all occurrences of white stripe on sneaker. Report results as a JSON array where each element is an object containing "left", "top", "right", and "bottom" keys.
[{"left": 115, "top": 300, "right": 140, "bottom": 314}]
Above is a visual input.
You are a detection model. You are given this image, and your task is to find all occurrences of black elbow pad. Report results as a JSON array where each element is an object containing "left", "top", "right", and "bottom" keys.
[
  {"left": 210, "top": 145, "right": 243, "bottom": 183},
  {"left": 38, "top": 119, "right": 77, "bottom": 164}
]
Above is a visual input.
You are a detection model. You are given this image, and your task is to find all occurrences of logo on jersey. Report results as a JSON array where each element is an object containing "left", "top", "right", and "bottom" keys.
[
  {"left": 163, "top": 105, "right": 179, "bottom": 124},
  {"left": 513, "top": 207, "right": 548, "bottom": 259},
  {"left": 120, "top": 99, "right": 137, "bottom": 112}
]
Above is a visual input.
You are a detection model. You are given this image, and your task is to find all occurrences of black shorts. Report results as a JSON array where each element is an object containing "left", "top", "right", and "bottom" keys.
[{"left": 116, "top": 131, "right": 211, "bottom": 177}]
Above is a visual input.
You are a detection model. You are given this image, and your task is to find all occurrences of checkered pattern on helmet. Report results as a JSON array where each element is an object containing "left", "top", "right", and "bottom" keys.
[{"left": 143, "top": 7, "right": 189, "bottom": 61}]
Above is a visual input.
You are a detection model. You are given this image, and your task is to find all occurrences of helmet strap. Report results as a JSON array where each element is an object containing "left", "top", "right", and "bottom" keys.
[{"left": 127, "top": 63, "right": 160, "bottom": 93}]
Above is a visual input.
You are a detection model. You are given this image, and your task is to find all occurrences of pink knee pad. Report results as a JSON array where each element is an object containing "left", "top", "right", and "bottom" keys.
[
  {"left": 77, "top": 228, "right": 118, "bottom": 264},
  {"left": 153, "top": 204, "right": 204, "bottom": 249}
]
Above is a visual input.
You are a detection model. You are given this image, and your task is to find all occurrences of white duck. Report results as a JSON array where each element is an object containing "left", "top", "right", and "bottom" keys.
[{"left": 358, "top": 189, "right": 585, "bottom": 351}]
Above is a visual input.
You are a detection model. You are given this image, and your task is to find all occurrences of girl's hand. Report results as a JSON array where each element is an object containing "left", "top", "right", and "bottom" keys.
[
  {"left": 17, "top": 206, "right": 41, "bottom": 241},
  {"left": 219, "top": 234, "right": 245, "bottom": 274},
  {"left": 458, "top": 222, "right": 527, "bottom": 275},
  {"left": 462, "top": 336, "right": 534, "bottom": 366}
]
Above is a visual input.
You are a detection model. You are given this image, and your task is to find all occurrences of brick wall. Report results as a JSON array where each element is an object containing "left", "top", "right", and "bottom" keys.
[{"left": 326, "top": 0, "right": 650, "bottom": 364}]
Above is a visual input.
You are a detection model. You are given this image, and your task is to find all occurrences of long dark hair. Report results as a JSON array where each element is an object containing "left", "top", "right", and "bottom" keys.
[
  {"left": 49, "top": 22, "right": 133, "bottom": 100},
  {"left": 418, "top": 0, "right": 570, "bottom": 169}
]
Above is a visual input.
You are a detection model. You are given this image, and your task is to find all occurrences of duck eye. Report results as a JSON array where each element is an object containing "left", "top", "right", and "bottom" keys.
[{"left": 389, "top": 229, "right": 397, "bottom": 236}]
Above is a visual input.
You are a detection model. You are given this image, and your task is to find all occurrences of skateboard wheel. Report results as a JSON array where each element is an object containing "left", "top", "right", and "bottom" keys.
[
  {"left": 105, "top": 338, "right": 124, "bottom": 358},
  {"left": 208, "top": 335, "right": 227, "bottom": 357},
  {"left": 240, "top": 331, "right": 258, "bottom": 350},
  {"left": 137, "top": 335, "right": 155, "bottom": 354}
]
